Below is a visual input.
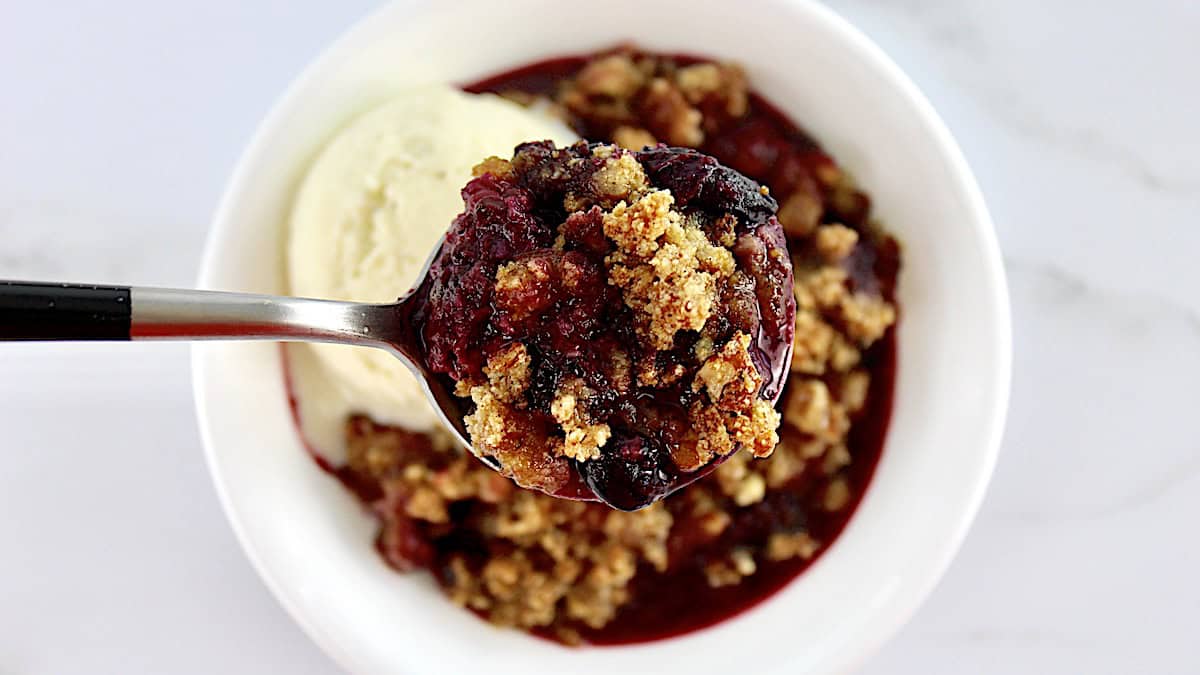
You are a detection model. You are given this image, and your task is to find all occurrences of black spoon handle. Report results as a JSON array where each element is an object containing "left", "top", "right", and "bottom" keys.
[
  {"left": 0, "top": 279, "right": 410, "bottom": 348},
  {"left": 0, "top": 281, "right": 131, "bottom": 340}
]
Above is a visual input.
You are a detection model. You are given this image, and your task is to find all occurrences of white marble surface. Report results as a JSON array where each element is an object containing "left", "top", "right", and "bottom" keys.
[{"left": 0, "top": 1, "right": 1195, "bottom": 673}]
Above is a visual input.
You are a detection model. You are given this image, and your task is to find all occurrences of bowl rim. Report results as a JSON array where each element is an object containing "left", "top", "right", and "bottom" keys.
[{"left": 192, "top": 0, "right": 1011, "bottom": 672}]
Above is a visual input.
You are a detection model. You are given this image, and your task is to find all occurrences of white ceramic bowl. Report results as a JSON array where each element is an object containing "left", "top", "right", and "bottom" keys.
[{"left": 193, "top": 0, "right": 1011, "bottom": 673}]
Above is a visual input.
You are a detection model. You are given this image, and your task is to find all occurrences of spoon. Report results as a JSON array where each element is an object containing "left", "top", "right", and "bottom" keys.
[
  {"left": 1, "top": 270, "right": 763, "bottom": 507},
  {"left": 2, "top": 142, "right": 797, "bottom": 509},
  {"left": 0, "top": 274, "right": 535, "bottom": 477}
]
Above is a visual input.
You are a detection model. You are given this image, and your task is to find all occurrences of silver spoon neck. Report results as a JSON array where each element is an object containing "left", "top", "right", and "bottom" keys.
[
  {"left": 0, "top": 279, "right": 478, "bottom": 473},
  {"left": 130, "top": 286, "right": 405, "bottom": 351},
  {"left": 130, "top": 284, "right": 477, "bottom": 453}
]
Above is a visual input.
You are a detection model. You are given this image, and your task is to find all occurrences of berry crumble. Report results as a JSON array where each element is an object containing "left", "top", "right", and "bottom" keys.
[{"left": 293, "top": 48, "right": 900, "bottom": 645}]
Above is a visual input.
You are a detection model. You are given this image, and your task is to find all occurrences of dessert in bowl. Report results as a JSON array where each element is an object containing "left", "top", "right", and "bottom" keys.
[{"left": 194, "top": 0, "right": 1010, "bottom": 672}]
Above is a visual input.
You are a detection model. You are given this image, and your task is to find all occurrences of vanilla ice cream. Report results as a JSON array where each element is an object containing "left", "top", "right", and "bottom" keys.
[{"left": 286, "top": 85, "right": 576, "bottom": 457}]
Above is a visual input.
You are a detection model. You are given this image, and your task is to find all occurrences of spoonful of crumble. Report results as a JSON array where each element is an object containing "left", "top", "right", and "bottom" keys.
[{"left": 0, "top": 141, "right": 795, "bottom": 510}]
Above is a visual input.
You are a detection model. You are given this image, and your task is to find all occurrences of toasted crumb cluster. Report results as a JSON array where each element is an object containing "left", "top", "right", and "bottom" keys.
[
  {"left": 604, "top": 190, "right": 736, "bottom": 349},
  {"left": 444, "top": 491, "right": 671, "bottom": 632},
  {"left": 790, "top": 225, "right": 897, "bottom": 378},
  {"left": 591, "top": 149, "right": 649, "bottom": 205},
  {"left": 461, "top": 383, "right": 571, "bottom": 495},
  {"left": 319, "top": 50, "right": 901, "bottom": 645},
  {"left": 559, "top": 54, "right": 748, "bottom": 149},
  {"left": 482, "top": 342, "right": 530, "bottom": 403},
  {"left": 551, "top": 378, "right": 611, "bottom": 461},
  {"left": 680, "top": 332, "right": 781, "bottom": 469},
  {"left": 471, "top": 155, "right": 515, "bottom": 181}
]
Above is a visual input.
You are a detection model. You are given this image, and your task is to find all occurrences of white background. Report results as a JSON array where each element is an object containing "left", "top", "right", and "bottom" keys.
[{"left": 1, "top": 1, "right": 1196, "bottom": 673}]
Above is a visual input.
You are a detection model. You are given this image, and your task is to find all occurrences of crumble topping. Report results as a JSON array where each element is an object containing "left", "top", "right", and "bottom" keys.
[
  {"left": 814, "top": 223, "right": 859, "bottom": 261},
  {"left": 355, "top": 428, "right": 677, "bottom": 638},
  {"left": 604, "top": 190, "right": 736, "bottom": 349},
  {"left": 678, "top": 62, "right": 749, "bottom": 125},
  {"left": 472, "top": 155, "right": 515, "bottom": 180},
  {"left": 494, "top": 257, "right": 553, "bottom": 322},
  {"left": 601, "top": 189, "right": 675, "bottom": 257},
  {"left": 783, "top": 380, "right": 846, "bottom": 441},
  {"left": 483, "top": 342, "right": 531, "bottom": 404},
  {"left": 570, "top": 54, "right": 646, "bottom": 101},
  {"left": 438, "top": 489, "right": 674, "bottom": 633},
  {"left": 765, "top": 532, "right": 820, "bottom": 562},
  {"left": 778, "top": 190, "right": 823, "bottom": 238},
  {"left": 462, "top": 384, "right": 571, "bottom": 494},
  {"left": 561, "top": 53, "right": 750, "bottom": 150},
  {"left": 612, "top": 125, "right": 657, "bottom": 150},
  {"left": 822, "top": 476, "right": 852, "bottom": 512},
  {"left": 795, "top": 265, "right": 850, "bottom": 311},
  {"left": 837, "top": 370, "right": 871, "bottom": 413},
  {"left": 687, "top": 332, "right": 781, "bottom": 462},
  {"left": 551, "top": 378, "right": 612, "bottom": 461},
  {"left": 641, "top": 78, "right": 704, "bottom": 146},
  {"left": 734, "top": 399, "right": 784, "bottom": 457},
  {"left": 591, "top": 150, "right": 648, "bottom": 205},
  {"left": 704, "top": 548, "right": 758, "bottom": 587},
  {"left": 694, "top": 331, "right": 759, "bottom": 408},
  {"left": 342, "top": 413, "right": 840, "bottom": 640},
  {"left": 837, "top": 292, "right": 898, "bottom": 345}
]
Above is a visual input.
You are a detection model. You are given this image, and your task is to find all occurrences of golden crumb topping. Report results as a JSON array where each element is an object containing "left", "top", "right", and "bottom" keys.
[
  {"left": 669, "top": 332, "right": 782, "bottom": 471},
  {"left": 693, "top": 332, "right": 759, "bottom": 411},
  {"left": 494, "top": 258, "right": 550, "bottom": 322},
  {"left": 674, "top": 62, "right": 748, "bottom": 119},
  {"left": 602, "top": 189, "right": 676, "bottom": 257},
  {"left": 765, "top": 532, "right": 820, "bottom": 562},
  {"left": 591, "top": 151, "right": 649, "bottom": 206},
  {"left": 837, "top": 292, "right": 897, "bottom": 346},
  {"left": 794, "top": 265, "right": 850, "bottom": 312},
  {"left": 674, "top": 63, "right": 724, "bottom": 101},
  {"left": 642, "top": 78, "right": 704, "bottom": 146},
  {"left": 604, "top": 191, "right": 735, "bottom": 350},
  {"left": 484, "top": 342, "right": 531, "bottom": 404},
  {"left": 550, "top": 378, "right": 612, "bottom": 462},
  {"left": 778, "top": 191, "right": 822, "bottom": 238},
  {"left": 434, "top": 483, "right": 673, "bottom": 634},
  {"left": 837, "top": 370, "right": 871, "bottom": 413},
  {"left": 463, "top": 385, "right": 571, "bottom": 494},
  {"left": 814, "top": 224, "right": 859, "bottom": 261},
  {"left": 612, "top": 125, "right": 658, "bottom": 150},
  {"left": 472, "top": 155, "right": 515, "bottom": 180},
  {"left": 571, "top": 54, "right": 645, "bottom": 99}
]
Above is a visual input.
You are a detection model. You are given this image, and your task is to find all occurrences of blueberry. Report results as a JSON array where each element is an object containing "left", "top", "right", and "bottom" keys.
[
  {"left": 637, "top": 146, "right": 777, "bottom": 223},
  {"left": 574, "top": 434, "right": 676, "bottom": 511}
]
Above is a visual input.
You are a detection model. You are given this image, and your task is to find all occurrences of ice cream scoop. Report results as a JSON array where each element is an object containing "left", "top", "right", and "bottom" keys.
[{"left": 286, "top": 85, "right": 577, "bottom": 447}]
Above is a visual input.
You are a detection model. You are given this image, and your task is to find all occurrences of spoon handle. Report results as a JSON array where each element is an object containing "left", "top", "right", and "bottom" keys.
[
  {"left": 0, "top": 280, "right": 395, "bottom": 348},
  {"left": 0, "top": 281, "right": 130, "bottom": 340}
]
